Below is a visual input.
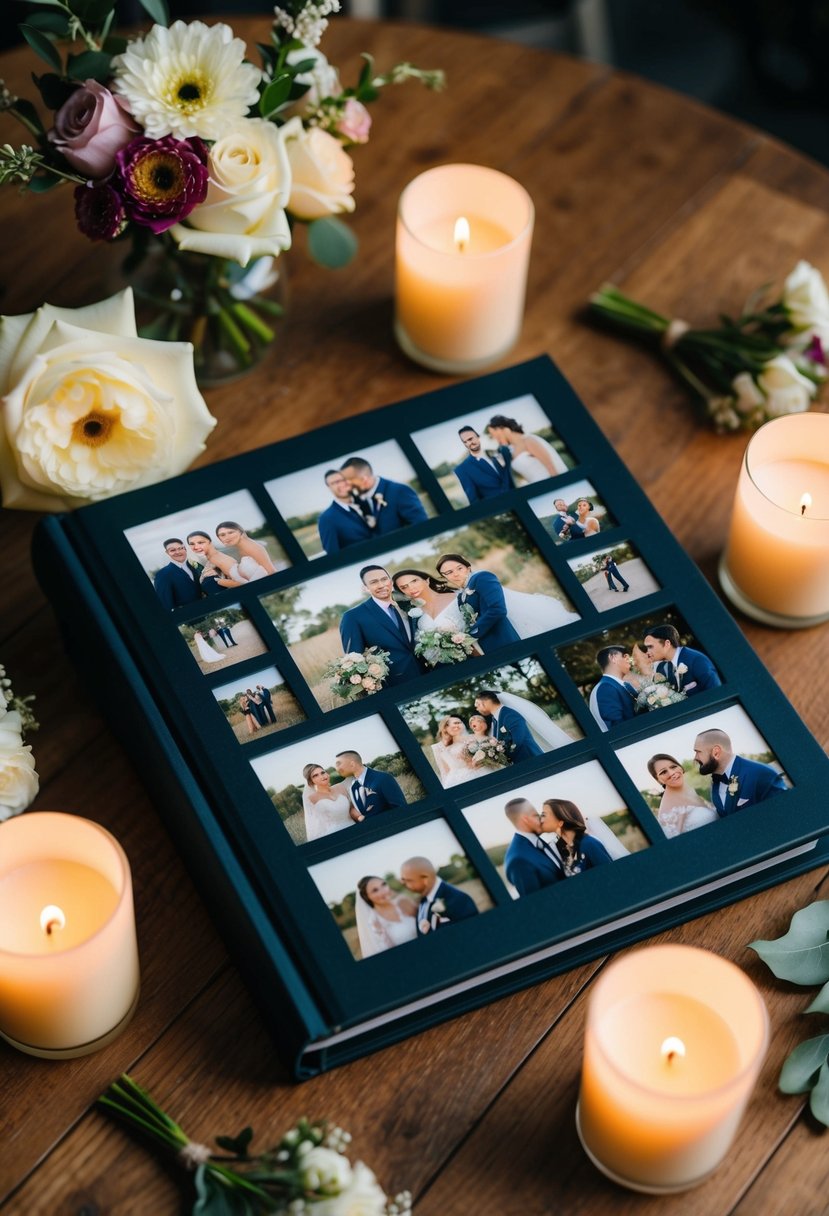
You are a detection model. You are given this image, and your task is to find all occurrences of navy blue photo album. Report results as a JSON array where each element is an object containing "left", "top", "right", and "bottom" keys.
[{"left": 33, "top": 355, "right": 829, "bottom": 1077}]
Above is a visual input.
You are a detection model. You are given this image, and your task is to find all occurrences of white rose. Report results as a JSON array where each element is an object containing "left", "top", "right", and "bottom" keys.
[
  {"left": 299, "top": 1146, "right": 353, "bottom": 1195},
  {"left": 311, "top": 1160, "right": 388, "bottom": 1216},
  {"left": 756, "top": 355, "right": 816, "bottom": 418},
  {"left": 0, "top": 290, "right": 216, "bottom": 511},
  {"left": 171, "top": 118, "right": 292, "bottom": 266},
  {"left": 0, "top": 724, "right": 39, "bottom": 820},
  {"left": 286, "top": 46, "right": 341, "bottom": 106},
  {"left": 282, "top": 116, "right": 355, "bottom": 220},
  {"left": 783, "top": 261, "right": 829, "bottom": 336},
  {"left": 731, "top": 371, "right": 764, "bottom": 415}
]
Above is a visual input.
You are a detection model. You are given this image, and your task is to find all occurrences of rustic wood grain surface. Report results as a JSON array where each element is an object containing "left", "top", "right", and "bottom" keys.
[{"left": 1, "top": 16, "right": 828, "bottom": 1215}]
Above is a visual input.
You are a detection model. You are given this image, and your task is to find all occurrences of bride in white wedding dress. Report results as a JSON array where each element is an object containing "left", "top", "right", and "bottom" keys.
[
  {"left": 192, "top": 630, "right": 226, "bottom": 664},
  {"left": 355, "top": 876, "right": 418, "bottom": 958},
  {"left": 432, "top": 716, "right": 493, "bottom": 788},
  {"left": 301, "top": 763, "right": 358, "bottom": 841},
  {"left": 647, "top": 753, "right": 718, "bottom": 838},
  {"left": 187, "top": 524, "right": 277, "bottom": 589},
  {"left": 486, "top": 414, "right": 568, "bottom": 484}
]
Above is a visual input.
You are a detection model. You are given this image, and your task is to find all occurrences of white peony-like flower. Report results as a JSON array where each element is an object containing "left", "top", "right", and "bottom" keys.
[
  {"left": 310, "top": 1160, "right": 388, "bottom": 1216},
  {"left": 171, "top": 118, "right": 292, "bottom": 265},
  {"left": 0, "top": 716, "right": 39, "bottom": 820},
  {"left": 756, "top": 355, "right": 816, "bottom": 418},
  {"left": 782, "top": 260, "right": 829, "bottom": 338},
  {"left": 0, "top": 289, "right": 216, "bottom": 511},
  {"left": 299, "top": 1146, "right": 353, "bottom": 1195},
  {"left": 286, "top": 46, "right": 341, "bottom": 106},
  {"left": 112, "top": 21, "right": 262, "bottom": 141},
  {"left": 282, "top": 116, "right": 355, "bottom": 220}
]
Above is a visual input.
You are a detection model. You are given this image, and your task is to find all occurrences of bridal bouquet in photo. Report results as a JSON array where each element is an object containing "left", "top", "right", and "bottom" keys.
[
  {"left": 413, "top": 625, "right": 478, "bottom": 668},
  {"left": 0, "top": 0, "right": 443, "bottom": 383},
  {"left": 325, "top": 648, "right": 390, "bottom": 700},
  {"left": 0, "top": 663, "right": 39, "bottom": 820},
  {"left": 589, "top": 261, "right": 829, "bottom": 432},
  {"left": 99, "top": 1074, "right": 412, "bottom": 1215},
  {"left": 465, "top": 736, "right": 509, "bottom": 770},
  {"left": 634, "top": 672, "right": 686, "bottom": 713}
]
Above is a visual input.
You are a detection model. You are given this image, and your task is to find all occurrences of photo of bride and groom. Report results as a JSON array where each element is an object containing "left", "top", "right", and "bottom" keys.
[
  {"left": 412, "top": 393, "right": 574, "bottom": 510},
  {"left": 462, "top": 761, "right": 649, "bottom": 900},
  {"left": 309, "top": 819, "right": 493, "bottom": 961},
  {"left": 212, "top": 663, "right": 305, "bottom": 744},
  {"left": 249, "top": 715, "right": 425, "bottom": 846},
  {"left": 261, "top": 513, "right": 579, "bottom": 711},
  {"left": 264, "top": 439, "right": 435, "bottom": 560},
  {"left": 567, "top": 540, "right": 660, "bottom": 612},
  {"left": 529, "top": 480, "right": 616, "bottom": 546},
  {"left": 178, "top": 606, "right": 267, "bottom": 675},
  {"left": 616, "top": 704, "right": 790, "bottom": 840},
  {"left": 125, "top": 489, "right": 290, "bottom": 612},
  {"left": 399, "top": 658, "right": 582, "bottom": 791}
]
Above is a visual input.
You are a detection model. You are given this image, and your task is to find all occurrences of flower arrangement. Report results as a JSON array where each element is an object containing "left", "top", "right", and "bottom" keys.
[
  {"left": 99, "top": 1074, "right": 411, "bottom": 1215},
  {"left": 634, "top": 673, "right": 686, "bottom": 713},
  {"left": 0, "top": 663, "right": 39, "bottom": 820},
  {"left": 414, "top": 626, "right": 478, "bottom": 667},
  {"left": 465, "top": 736, "right": 509, "bottom": 769},
  {"left": 589, "top": 261, "right": 829, "bottom": 432},
  {"left": 0, "top": 0, "right": 443, "bottom": 381},
  {"left": 325, "top": 647, "right": 390, "bottom": 700}
]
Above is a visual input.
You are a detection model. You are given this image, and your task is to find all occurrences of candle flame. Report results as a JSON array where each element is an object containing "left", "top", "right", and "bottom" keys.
[
  {"left": 454, "top": 216, "right": 470, "bottom": 252},
  {"left": 661, "top": 1036, "right": 686, "bottom": 1064},
  {"left": 40, "top": 905, "right": 66, "bottom": 936},
  {"left": 801, "top": 492, "right": 812, "bottom": 517}
]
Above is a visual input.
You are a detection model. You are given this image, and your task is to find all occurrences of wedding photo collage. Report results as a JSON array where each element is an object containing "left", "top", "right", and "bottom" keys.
[{"left": 123, "top": 391, "right": 792, "bottom": 964}]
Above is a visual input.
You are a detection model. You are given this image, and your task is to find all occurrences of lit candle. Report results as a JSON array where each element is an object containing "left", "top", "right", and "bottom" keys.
[
  {"left": 719, "top": 413, "right": 829, "bottom": 627},
  {"left": 0, "top": 812, "right": 140, "bottom": 1058},
  {"left": 577, "top": 945, "right": 768, "bottom": 1193},
  {"left": 394, "top": 164, "right": 534, "bottom": 374}
]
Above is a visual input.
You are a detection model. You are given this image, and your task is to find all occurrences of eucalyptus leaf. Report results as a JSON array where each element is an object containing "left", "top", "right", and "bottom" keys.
[
  {"left": 779, "top": 1033, "right": 829, "bottom": 1093},
  {"left": 24, "top": 12, "right": 70, "bottom": 35},
  {"left": 307, "top": 217, "right": 358, "bottom": 269},
  {"left": 809, "top": 1060, "right": 829, "bottom": 1126},
  {"left": 805, "top": 979, "right": 829, "bottom": 1015},
  {"left": 67, "top": 50, "right": 113, "bottom": 82},
  {"left": 138, "top": 0, "right": 170, "bottom": 27},
  {"left": 288, "top": 57, "right": 317, "bottom": 76},
  {"left": 70, "top": 0, "right": 116, "bottom": 26},
  {"left": 20, "top": 26, "right": 62, "bottom": 74},
  {"left": 259, "top": 74, "right": 291, "bottom": 119},
  {"left": 749, "top": 901, "right": 829, "bottom": 984}
]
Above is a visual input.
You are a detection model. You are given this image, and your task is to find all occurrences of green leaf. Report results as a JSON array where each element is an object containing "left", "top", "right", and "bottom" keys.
[
  {"left": 102, "top": 34, "right": 128, "bottom": 55},
  {"left": 67, "top": 50, "right": 113, "bottom": 82},
  {"left": 307, "top": 217, "right": 358, "bottom": 269},
  {"left": 20, "top": 26, "right": 62, "bottom": 74},
  {"left": 24, "top": 12, "right": 70, "bottom": 34},
  {"left": 749, "top": 901, "right": 829, "bottom": 985},
  {"left": 810, "top": 1060, "right": 829, "bottom": 1126},
  {"left": 10, "top": 97, "right": 44, "bottom": 135},
  {"left": 779, "top": 1033, "right": 829, "bottom": 1093},
  {"left": 215, "top": 1128, "right": 253, "bottom": 1158},
  {"left": 69, "top": 0, "right": 115, "bottom": 25},
  {"left": 27, "top": 174, "right": 62, "bottom": 193},
  {"left": 138, "top": 0, "right": 170, "bottom": 26},
  {"left": 805, "top": 978, "right": 829, "bottom": 1014},
  {"left": 358, "top": 53, "right": 374, "bottom": 89},
  {"left": 288, "top": 57, "right": 317, "bottom": 75},
  {"left": 193, "top": 1165, "right": 252, "bottom": 1216},
  {"left": 259, "top": 74, "right": 291, "bottom": 119},
  {"left": 32, "top": 72, "right": 76, "bottom": 111}
]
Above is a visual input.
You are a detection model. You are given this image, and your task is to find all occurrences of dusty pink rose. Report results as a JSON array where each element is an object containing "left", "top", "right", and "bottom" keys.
[
  {"left": 336, "top": 98, "right": 372, "bottom": 144},
  {"left": 49, "top": 80, "right": 141, "bottom": 178}
]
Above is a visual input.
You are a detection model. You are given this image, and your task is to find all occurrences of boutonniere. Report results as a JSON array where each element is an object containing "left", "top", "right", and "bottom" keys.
[
  {"left": 728, "top": 775, "right": 740, "bottom": 797},
  {"left": 500, "top": 726, "right": 508, "bottom": 734},
  {"left": 431, "top": 898, "right": 447, "bottom": 917},
  {"left": 407, "top": 600, "right": 425, "bottom": 619},
  {"left": 373, "top": 493, "right": 387, "bottom": 512},
  {"left": 676, "top": 663, "right": 688, "bottom": 676},
  {"left": 362, "top": 787, "right": 376, "bottom": 799}
]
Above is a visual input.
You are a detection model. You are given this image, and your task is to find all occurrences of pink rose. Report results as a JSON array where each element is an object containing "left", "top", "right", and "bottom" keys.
[
  {"left": 49, "top": 80, "right": 141, "bottom": 178},
  {"left": 336, "top": 98, "right": 372, "bottom": 145}
]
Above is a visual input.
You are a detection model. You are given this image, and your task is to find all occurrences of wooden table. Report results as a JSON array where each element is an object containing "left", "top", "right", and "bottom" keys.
[{"left": 2, "top": 16, "right": 829, "bottom": 1216}]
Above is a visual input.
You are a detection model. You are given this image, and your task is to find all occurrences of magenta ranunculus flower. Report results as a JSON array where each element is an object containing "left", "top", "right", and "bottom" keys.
[
  {"left": 116, "top": 135, "right": 209, "bottom": 234},
  {"left": 74, "top": 181, "right": 127, "bottom": 241},
  {"left": 49, "top": 80, "right": 141, "bottom": 179}
]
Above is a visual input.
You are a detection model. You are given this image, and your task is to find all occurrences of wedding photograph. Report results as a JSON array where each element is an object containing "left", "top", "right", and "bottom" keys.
[
  {"left": 211, "top": 663, "right": 305, "bottom": 744},
  {"left": 263, "top": 439, "right": 436, "bottom": 560},
  {"left": 556, "top": 609, "right": 722, "bottom": 733},
  {"left": 614, "top": 704, "right": 790, "bottom": 839},
  {"left": 411, "top": 393, "right": 575, "bottom": 508},
  {"left": 124, "top": 488, "right": 290, "bottom": 612},
  {"left": 178, "top": 605, "right": 267, "bottom": 676},
  {"left": 259, "top": 512, "right": 580, "bottom": 711},
  {"left": 249, "top": 715, "right": 427, "bottom": 846},
  {"left": 566, "top": 540, "right": 660, "bottom": 611},
  {"left": 528, "top": 480, "right": 616, "bottom": 544},
  {"left": 308, "top": 818, "right": 494, "bottom": 961},
  {"left": 461, "top": 759, "right": 650, "bottom": 899},
  {"left": 398, "top": 657, "right": 582, "bottom": 790}
]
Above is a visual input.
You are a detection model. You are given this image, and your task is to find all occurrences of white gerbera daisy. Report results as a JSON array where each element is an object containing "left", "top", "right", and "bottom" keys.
[{"left": 112, "top": 21, "right": 262, "bottom": 141}]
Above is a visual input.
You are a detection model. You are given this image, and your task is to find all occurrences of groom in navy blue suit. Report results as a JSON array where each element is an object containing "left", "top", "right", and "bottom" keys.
[
  {"left": 334, "top": 750, "right": 405, "bottom": 817},
  {"left": 643, "top": 624, "right": 721, "bottom": 695},
  {"left": 339, "top": 565, "right": 424, "bottom": 687},
  {"left": 400, "top": 857, "right": 479, "bottom": 936},
  {"left": 474, "top": 691, "right": 544, "bottom": 762},
  {"left": 454, "top": 426, "right": 514, "bottom": 504},
  {"left": 504, "top": 798, "right": 565, "bottom": 895},
  {"left": 340, "top": 456, "right": 428, "bottom": 536},
  {"left": 318, "top": 468, "right": 374, "bottom": 555},
  {"left": 589, "top": 646, "right": 638, "bottom": 731},
  {"left": 694, "top": 727, "right": 788, "bottom": 816},
  {"left": 153, "top": 538, "right": 204, "bottom": 611},
  {"left": 437, "top": 553, "right": 520, "bottom": 653}
]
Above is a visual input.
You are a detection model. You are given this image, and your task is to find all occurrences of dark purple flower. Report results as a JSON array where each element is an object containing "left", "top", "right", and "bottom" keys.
[
  {"left": 74, "top": 181, "right": 127, "bottom": 241},
  {"left": 116, "top": 135, "right": 208, "bottom": 234},
  {"left": 805, "top": 334, "right": 826, "bottom": 367}
]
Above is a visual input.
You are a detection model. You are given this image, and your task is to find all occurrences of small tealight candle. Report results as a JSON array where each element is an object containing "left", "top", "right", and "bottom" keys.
[
  {"left": 577, "top": 945, "right": 768, "bottom": 1193},
  {"left": 394, "top": 164, "right": 534, "bottom": 374},
  {"left": 719, "top": 413, "right": 829, "bottom": 627},
  {"left": 0, "top": 812, "right": 140, "bottom": 1058}
]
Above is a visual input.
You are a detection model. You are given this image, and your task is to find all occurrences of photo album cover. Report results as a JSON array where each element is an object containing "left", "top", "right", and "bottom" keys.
[{"left": 34, "top": 356, "right": 829, "bottom": 1076}]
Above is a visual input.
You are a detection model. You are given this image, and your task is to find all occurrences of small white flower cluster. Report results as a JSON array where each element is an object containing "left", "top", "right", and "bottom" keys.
[
  {"left": 0, "top": 663, "right": 39, "bottom": 821},
  {"left": 273, "top": 0, "right": 341, "bottom": 48}
]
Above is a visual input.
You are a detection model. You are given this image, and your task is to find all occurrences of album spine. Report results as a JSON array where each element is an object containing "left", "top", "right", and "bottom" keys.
[{"left": 31, "top": 515, "right": 331, "bottom": 1079}]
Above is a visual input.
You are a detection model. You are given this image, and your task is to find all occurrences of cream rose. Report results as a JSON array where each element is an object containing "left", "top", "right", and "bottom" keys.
[
  {"left": 171, "top": 118, "right": 292, "bottom": 266},
  {"left": 756, "top": 355, "right": 816, "bottom": 418},
  {"left": 0, "top": 716, "right": 39, "bottom": 820},
  {"left": 282, "top": 116, "right": 355, "bottom": 220},
  {"left": 0, "top": 289, "right": 216, "bottom": 511},
  {"left": 783, "top": 261, "right": 829, "bottom": 337}
]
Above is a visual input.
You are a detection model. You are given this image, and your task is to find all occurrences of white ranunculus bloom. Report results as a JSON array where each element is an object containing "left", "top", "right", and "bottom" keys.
[
  {"left": 285, "top": 46, "right": 341, "bottom": 106},
  {"left": 171, "top": 118, "right": 292, "bottom": 265},
  {"left": 282, "top": 116, "right": 355, "bottom": 220},
  {"left": 756, "top": 355, "right": 816, "bottom": 418},
  {"left": 299, "top": 1146, "right": 353, "bottom": 1195},
  {"left": 0, "top": 289, "right": 216, "bottom": 511},
  {"left": 310, "top": 1160, "right": 388, "bottom": 1216},
  {"left": 782, "top": 260, "right": 829, "bottom": 336}
]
